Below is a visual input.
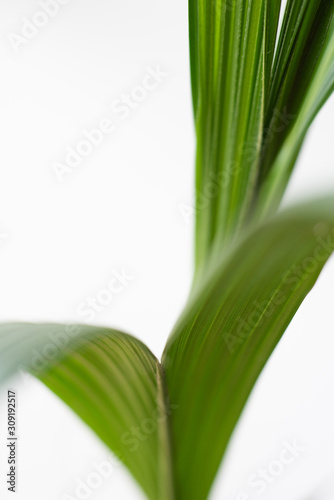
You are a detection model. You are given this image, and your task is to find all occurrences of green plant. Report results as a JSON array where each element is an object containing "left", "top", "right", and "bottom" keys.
[{"left": 1, "top": 1, "right": 334, "bottom": 498}]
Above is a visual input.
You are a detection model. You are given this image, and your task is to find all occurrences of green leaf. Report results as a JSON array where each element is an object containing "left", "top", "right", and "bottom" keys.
[
  {"left": 163, "top": 198, "right": 334, "bottom": 500},
  {"left": 191, "top": 0, "right": 267, "bottom": 272},
  {"left": 256, "top": 0, "right": 334, "bottom": 210},
  {"left": 0, "top": 324, "right": 174, "bottom": 500},
  {"left": 266, "top": 0, "right": 334, "bottom": 120},
  {"left": 1, "top": 2, "right": 333, "bottom": 500},
  {"left": 264, "top": 0, "right": 282, "bottom": 95},
  {"left": 190, "top": 0, "right": 334, "bottom": 274},
  {"left": 256, "top": 24, "right": 334, "bottom": 218}
]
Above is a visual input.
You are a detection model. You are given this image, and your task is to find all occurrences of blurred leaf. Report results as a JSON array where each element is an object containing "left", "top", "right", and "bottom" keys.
[
  {"left": 0, "top": 1, "right": 333, "bottom": 499},
  {"left": 0, "top": 325, "right": 174, "bottom": 500},
  {"left": 163, "top": 198, "right": 334, "bottom": 500}
]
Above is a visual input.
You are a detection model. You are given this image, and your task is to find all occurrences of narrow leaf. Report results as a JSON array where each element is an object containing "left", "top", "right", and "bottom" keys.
[
  {"left": 258, "top": 0, "right": 334, "bottom": 190},
  {"left": 256, "top": 26, "right": 334, "bottom": 218},
  {"left": 191, "top": 0, "right": 267, "bottom": 272}
]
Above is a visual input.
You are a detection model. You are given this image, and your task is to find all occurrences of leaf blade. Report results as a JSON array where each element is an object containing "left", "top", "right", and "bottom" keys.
[
  {"left": 257, "top": 0, "right": 334, "bottom": 200},
  {"left": 192, "top": 0, "right": 268, "bottom": 272},
  {"left": 256, "top": 25, "right": 334, "bottom": 218},
  {"left": 163, "top": 197, "right": 334, "bottom": 500},
  {"left": 0, "top": 324, "right": 174, "bottom": 500}
]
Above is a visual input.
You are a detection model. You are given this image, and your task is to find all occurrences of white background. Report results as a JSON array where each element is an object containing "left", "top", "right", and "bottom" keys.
[{"left": 0, "top": 1, "right": 334, "bottom": 499}]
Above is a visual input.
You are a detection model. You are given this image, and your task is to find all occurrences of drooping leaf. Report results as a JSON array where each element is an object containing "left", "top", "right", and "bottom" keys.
[
  {"left": 0, "top": 324, "right": 174, "bottom": 500},
  {"left": 163, "top": 198, "right": 334, "bottom": 500}
]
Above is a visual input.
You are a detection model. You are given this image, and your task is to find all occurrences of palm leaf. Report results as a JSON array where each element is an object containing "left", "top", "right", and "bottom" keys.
[
  {"left": 256, "top": 1, "right": 334, "bottom": 215},
  {"left": 192, "top": 0, "right": 267, "bottom": 271},
  {"left": 192, "top": 0, "right": 334, "bottom": 271},
  {"left": 2, "top": 199, "right": 334, "bottom": 500},
  {"left": 256, "top": 24, "right": 334, "bottom": 218},
  {"left": 163, "top": 198, "right": 334, "bottom": 499},
  {"left": 0, "top": 1, "right": 334, "bottom": 499},
  {"left": 0, "top": 324, "right": 173, "bottom": 500},
  {"left": 264, "top": 0, "right": 282, "bottom": 94}
]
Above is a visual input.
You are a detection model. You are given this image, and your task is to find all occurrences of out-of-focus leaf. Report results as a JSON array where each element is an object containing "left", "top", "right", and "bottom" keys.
[
  {"left": 0, "top": 325, "right": 174, "bottom": 500},
  {"left": 163, "top": 198, "right": 334, "bottom": 500}
]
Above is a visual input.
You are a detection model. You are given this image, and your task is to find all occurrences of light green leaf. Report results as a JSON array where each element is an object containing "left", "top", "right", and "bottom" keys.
[
  {"left": 0, "top": 324, "right": 174, "bottom": 500},
  {"left": 163, "top": 198, "right": 334, "bottom": 500}
]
